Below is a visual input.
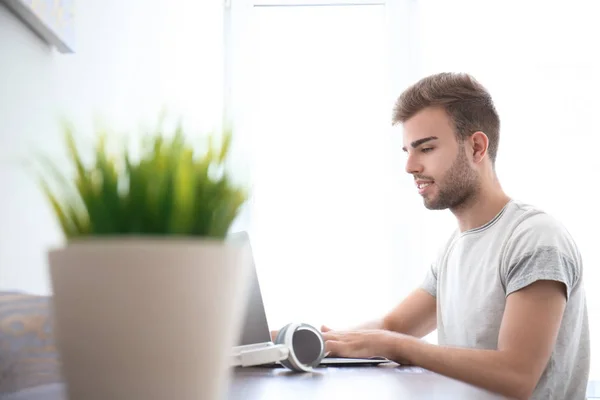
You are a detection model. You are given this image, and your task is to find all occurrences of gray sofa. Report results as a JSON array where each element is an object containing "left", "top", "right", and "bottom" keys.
[{"left": 0, "top": 293, "right": 65, "bottom": 400}]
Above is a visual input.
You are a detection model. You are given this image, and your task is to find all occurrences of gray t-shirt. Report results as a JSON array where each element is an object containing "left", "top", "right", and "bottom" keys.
[{"left": 421, "top": 199, "right": 590, "bottom": 400}]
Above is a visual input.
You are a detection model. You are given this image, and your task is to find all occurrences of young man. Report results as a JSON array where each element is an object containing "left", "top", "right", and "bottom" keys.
[{"left": 274, "top": 73, "right": 590, "bottom": 399}]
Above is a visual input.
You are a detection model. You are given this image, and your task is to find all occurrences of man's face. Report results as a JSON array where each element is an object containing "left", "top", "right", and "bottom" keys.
[{"left": 401, "top": 107, "right": 480, "bottom": 210}]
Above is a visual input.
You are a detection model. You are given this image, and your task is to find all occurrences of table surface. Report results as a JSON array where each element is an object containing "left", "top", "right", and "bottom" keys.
[
  {"left": 229, "top": 363, "right": 508, "bottom": 400},
  {"left": 1, "top": 363, "right": 597, "bottom": 399},
  {"left": 229, "top": 363, "right": 600, "bottom": 400}
]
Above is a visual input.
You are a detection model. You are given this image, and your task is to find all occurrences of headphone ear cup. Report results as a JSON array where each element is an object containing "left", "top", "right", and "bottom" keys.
[
  {"left": 274, "top": 323, "right": 325, "bottom": 372},
  {"left": 292, "top": 324, "right": 325, "bottom": 369}
]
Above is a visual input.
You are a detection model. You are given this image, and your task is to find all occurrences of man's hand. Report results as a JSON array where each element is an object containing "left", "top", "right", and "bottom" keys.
[{"left": 322, "top": 329, "right": 412, "bottom": 363}]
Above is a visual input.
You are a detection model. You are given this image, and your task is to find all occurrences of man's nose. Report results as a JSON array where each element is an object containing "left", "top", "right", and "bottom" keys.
[{"left": 405, "top": 154, "right": 423, "bottom": 175}]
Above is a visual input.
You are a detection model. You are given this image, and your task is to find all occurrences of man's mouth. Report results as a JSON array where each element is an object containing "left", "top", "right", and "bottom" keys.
[{"left": 415, "top": 180, "right": 434, "bottom": 194}]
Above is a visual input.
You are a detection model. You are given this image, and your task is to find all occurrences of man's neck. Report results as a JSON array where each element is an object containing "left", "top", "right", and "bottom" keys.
[{"left": 451, "top": 179, "right": 511, "bottom": 233}]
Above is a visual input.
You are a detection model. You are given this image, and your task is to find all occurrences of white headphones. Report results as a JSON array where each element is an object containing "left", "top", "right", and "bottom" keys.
[{"left": 231, "top": 322, "right": 326, "bottom": 372}]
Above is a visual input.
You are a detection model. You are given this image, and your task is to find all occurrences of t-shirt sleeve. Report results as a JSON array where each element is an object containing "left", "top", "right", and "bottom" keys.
[
  {"left": 420, "top": 262, "right": 438, "bottom": 297},
  {"left": 501, "top": 212, "right": 581, "bottom": 300}
]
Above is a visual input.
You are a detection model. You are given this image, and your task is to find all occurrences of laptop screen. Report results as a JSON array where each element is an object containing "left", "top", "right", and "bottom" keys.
[{"left": 228, "top": 231, "right": 272, "bottom": 346}]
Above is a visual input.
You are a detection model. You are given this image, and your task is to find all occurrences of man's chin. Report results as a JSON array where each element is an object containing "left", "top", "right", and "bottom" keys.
[
  {"left": 424, "top": 203, "right": 441, "bottom": 210},
  {"left": 423, "top": 197, "right": 447, "bottom": 211}
]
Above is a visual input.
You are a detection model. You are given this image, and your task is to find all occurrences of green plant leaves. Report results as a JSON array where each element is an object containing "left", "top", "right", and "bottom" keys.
[{"left": 34, "top": 117, "right": 248, "bottom": 240}]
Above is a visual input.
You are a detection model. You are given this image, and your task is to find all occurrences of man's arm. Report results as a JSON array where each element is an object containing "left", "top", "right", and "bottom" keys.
[
  {"left": 330, "top": 288, "right": 436, "bottom": 336},
  {"left": 271, "top": 287, "right": 437, "bottom": 341},
  {"left": 381, "top": 288, "right": 437, "bottom": 338},
  {"left": 393, "top": 280, "right": 567, "bottom": 400}
]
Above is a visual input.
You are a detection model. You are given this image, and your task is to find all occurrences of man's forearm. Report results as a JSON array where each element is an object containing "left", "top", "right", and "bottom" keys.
[{"left": 395, "top": 337, "right": 536, "bottom": 400}]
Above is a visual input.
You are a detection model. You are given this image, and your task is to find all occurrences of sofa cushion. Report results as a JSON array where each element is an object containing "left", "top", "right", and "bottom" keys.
[
  {"left": 1, "top": 383, "right": 65, "bottom": 400},
  {"left": 0, "top": 292, "right": 62, "bottom": 394}
]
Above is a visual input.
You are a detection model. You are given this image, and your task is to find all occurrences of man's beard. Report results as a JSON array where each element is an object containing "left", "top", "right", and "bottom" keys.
[{"left": 423, "top": 148, "right": 480, "bottom": 211}]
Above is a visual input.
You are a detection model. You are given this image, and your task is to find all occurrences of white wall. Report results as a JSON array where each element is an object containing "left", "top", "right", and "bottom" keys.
[{"left": 0, "top": 0, "right": 224, "bottom": 294}]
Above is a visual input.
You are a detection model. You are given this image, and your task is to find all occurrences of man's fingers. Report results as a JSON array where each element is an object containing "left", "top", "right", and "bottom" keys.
[
  {"left": 321, "top": 332, "right": 339, "bottom": 341},
  {"left": 270, "top": 330, "right": 278, "bottom": 341},
  {"left": 321, "top": 325, "right": 332, "bottom": 332},
  {"left": 325, "top": 340, "right": 346, "bottom": 357},
  {"left": 325, "top": 340, "right": 369, "bottom": 358}
]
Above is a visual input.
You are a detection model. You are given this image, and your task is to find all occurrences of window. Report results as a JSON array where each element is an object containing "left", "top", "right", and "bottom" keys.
[{"left": 225, "top": 0, "right": 440, "bottom": 332}]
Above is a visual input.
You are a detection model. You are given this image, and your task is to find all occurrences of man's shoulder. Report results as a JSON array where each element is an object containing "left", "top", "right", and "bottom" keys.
[
  {"left": 501, "top": 199, "right": 582, "bottom": 270},
  {"left": 503, "top": 200, "right": 573, "bottom": 242}
]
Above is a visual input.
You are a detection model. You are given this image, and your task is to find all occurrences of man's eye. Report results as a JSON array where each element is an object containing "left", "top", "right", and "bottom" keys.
[{"left": 422, "top": 147, "right": 434, "bottom": 153}]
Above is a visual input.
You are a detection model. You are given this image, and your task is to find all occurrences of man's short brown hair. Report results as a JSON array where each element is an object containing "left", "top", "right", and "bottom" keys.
[{"left": 392, "top": 72, "right": 500, "bottom": 164}]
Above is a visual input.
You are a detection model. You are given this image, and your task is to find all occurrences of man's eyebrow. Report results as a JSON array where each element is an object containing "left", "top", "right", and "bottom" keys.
[{"left": 402, "top": 136, "right": 439, "bottom": 152}]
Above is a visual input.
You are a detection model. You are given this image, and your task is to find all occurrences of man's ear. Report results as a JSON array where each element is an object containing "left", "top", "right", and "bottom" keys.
[{"left": 470, "top": 131, "right": 489, "bottom": 164}]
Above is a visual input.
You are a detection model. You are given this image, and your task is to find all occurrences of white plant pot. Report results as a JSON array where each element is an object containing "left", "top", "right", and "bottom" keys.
[{"left": 47, "top": 237, "right": 252, "bottom": 400}]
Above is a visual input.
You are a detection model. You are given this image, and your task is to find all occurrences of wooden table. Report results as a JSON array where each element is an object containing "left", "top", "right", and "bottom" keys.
[
  {"left": 3, "top": 363, "right": 597, "bottom": 399},
  {"left": 228, "top": 363, "right": 510, "bottom": 399}
]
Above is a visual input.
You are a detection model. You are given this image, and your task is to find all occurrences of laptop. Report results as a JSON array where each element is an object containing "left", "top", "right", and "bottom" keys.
[{"left": 230, "top": 231, "right": 389, "bottom": 367}]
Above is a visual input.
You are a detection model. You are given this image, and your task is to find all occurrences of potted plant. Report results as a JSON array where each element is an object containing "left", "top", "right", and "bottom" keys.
[{"left": 34, "top": 116, "right": 252, "bottom": 400}]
